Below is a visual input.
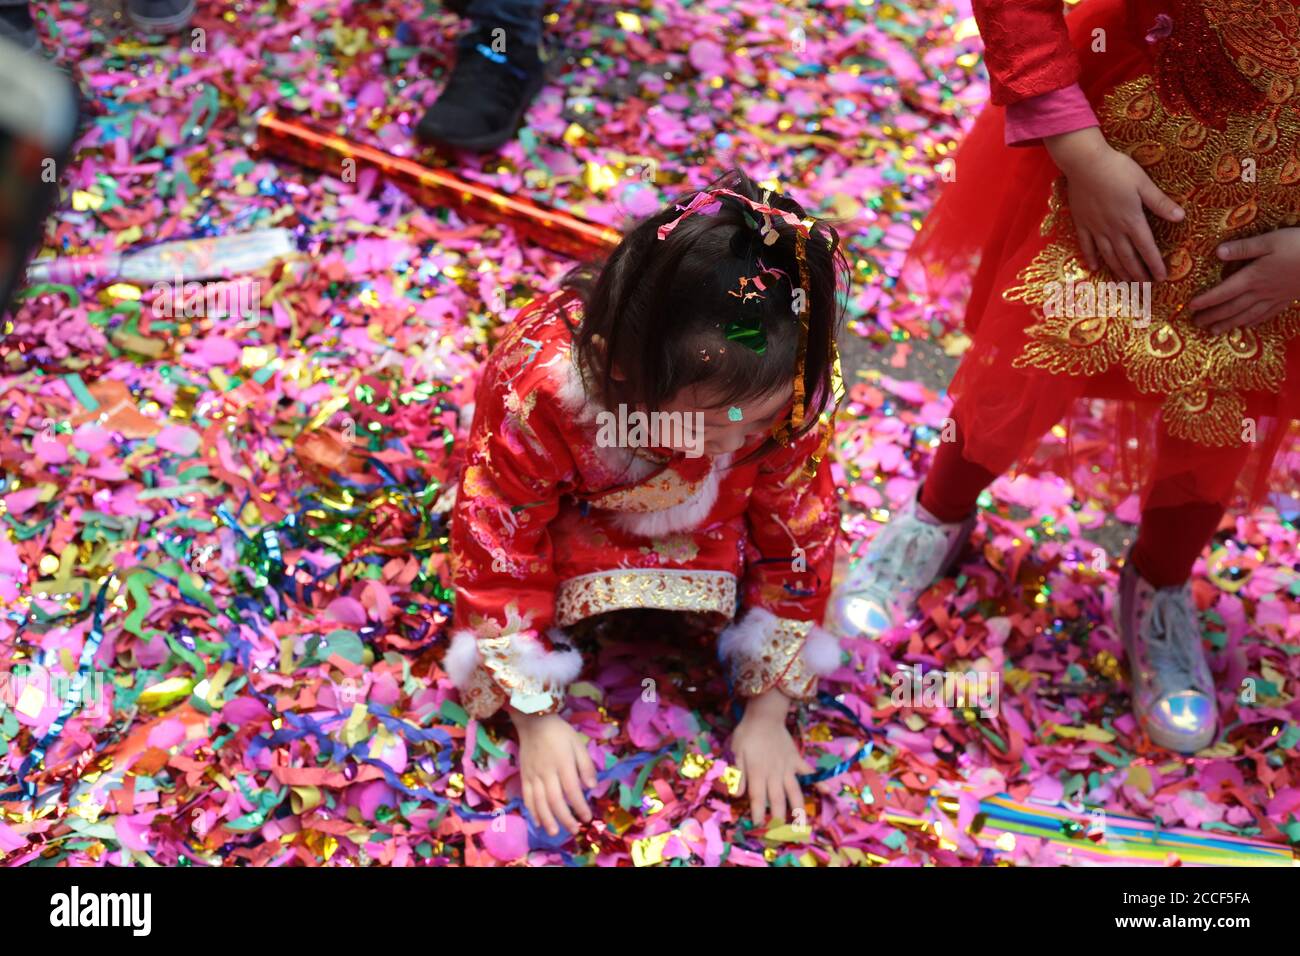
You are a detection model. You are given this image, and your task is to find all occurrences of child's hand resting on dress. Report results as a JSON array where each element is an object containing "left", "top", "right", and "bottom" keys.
[
  {"left": 1189, "top": 228, "right": 1300, "bottom": 335},
  {"left": 1044, "top": 126, "right": 1185, "bottom": 283},
  {"left": 510, "top": 709, "right": 598, "bottom": 837},
  {"left": 730, "top": 687, "right": 814, "bottom": 827}
]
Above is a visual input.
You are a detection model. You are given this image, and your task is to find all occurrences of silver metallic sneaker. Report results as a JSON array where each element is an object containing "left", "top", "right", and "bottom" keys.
[
  {"left": 1116, "top": 556, "right": 1218, "bottom": 754},
  {"left": 829, "top": 491, "right": 976, "bottom": 637}
]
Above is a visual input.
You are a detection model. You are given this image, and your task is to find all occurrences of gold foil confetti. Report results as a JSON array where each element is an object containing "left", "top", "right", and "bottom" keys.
[
  {"left": 137, "top": 677, "right": 194, "bottom": 712},
  {"left": 631, "top": 831, "right": 673, "bottom": 867},
  {"left": 721, "top": 765, "right": 743, "bottom": 795},
  {"left": 679, "top": 752, "right": 712, "bottom": 779},
  {"left": 614, "top": 11, "right": 643, "bottom": 32}
]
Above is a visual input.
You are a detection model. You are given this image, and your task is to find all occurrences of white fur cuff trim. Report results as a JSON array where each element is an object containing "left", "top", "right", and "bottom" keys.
[
  {"left": 802, "top": 625, "right": 844, "bottom": 676},
  {"left": 716, "top": 606, "right": 842, "bottom": 696},
  {"left": 444, "top": 626, "right": 584, "bottom": 690},
  {"left": 444, "top": 629, "right": 484, "bottom": 688},
  {"left": 716, "top": 605, "right": 783, "bottom": 666}
]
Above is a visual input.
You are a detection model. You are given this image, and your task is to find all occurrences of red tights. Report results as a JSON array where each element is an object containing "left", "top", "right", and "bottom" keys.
[{"left": 918, "top": 423, "right": 1238, "bottom": 588}]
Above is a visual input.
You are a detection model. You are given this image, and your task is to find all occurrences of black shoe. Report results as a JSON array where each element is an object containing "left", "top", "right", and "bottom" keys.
[
  {"left": 127, "top": 0, "right": 195, "bottom": 35},
  {"left": 416, "top": 26, "right": 545, "bottom": 152},
  {"left": 0, "top": 5, "right": 38, "bottom": 51}
]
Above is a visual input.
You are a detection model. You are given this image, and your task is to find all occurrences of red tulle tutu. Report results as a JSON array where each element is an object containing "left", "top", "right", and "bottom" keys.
[{"left": 905, "top": 0, "right": 1300, "bottom": 514}]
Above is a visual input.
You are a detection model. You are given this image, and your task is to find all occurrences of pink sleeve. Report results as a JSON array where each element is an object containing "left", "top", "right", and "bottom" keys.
[{"left": 1004, "top": 83, "right": 1099, "bottom": 147}]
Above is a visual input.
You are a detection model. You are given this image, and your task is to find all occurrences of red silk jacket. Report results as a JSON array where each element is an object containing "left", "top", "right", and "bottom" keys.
[{"left": 444, "top": 288, "right": 843, "bottom": 720}]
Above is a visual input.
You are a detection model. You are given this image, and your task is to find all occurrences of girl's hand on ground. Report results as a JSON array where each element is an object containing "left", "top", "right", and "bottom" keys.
[
  {"left": 1044, "top": 126, "right": 1184, "bottom": 282},
  {"left": 1188, "top": 229, "right": 1300, "bottom": 335},
  {"left": 510, "top": 709, "right": 597, "bottom": 837},
  {"left": 730, "top": 690, "right": 813, "bottom": 828}
]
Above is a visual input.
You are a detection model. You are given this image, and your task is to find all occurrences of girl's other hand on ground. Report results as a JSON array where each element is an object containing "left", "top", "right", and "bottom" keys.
[
  {"left": 730, "top": 689, "right": 813, "bottom": 828},
  {"left": 510, "top": 709, "right": 598, "bottom": 837},
  {"left": 1044, "top": 126, "right": 1184, "bottom": 283}
]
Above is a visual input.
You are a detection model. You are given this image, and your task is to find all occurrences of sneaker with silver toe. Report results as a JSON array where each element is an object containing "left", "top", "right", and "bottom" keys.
[
  {"left": 829, "top": 491, "right": 976, "bottom": 637},
  {"left": 1116, "top": 556, "right": 1218, "bottom": 754}
]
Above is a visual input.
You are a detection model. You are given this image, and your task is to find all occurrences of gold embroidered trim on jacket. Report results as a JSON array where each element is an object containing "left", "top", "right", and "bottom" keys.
[
  {"left": 554, "top": 569, "right": 737, "bottom": 626},
  {"left": 461, "top": 665, "right": 510, "bottom": 720},
  {"left": 583, "top": 466, "right": 712, "bottom": 513},
  {"left": 726, "top": 617, "right": 819, "bottom": 700},
  {"left": 467, "top": 605, "right": 569, "bottom": 717}
]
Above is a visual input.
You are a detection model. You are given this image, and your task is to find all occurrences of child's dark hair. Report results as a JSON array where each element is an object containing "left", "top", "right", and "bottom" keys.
[{"left": 559, "top": 168, "right": 850, "bottom": 465}]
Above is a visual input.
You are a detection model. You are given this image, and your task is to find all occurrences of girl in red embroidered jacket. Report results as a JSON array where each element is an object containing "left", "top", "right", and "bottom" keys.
[
  {"left": 835, "top": 0, "right": 1300, "bottom": 756},
  {"left": 445, "top": 170, "right": 851, "bottom": 836}
]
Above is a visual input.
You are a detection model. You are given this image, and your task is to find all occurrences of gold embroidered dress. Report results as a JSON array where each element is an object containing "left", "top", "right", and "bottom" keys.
[{"left": 908, "top": 0, "right": 1300, "bottom": 509}]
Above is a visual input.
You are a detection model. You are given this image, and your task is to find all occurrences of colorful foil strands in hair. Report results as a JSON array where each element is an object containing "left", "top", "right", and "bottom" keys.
[{"left": 655, "top": 184, "right": 844, "bottom": 472}]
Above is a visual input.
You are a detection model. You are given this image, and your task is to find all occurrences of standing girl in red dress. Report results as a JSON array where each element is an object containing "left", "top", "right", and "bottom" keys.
[{"left": 834, "top": 0, "right": 1300, "bottom": 754}]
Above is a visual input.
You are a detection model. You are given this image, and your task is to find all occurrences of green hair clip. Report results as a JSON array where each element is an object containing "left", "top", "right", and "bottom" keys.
[{"left": 724, "top": 317, "right": 766, "bottom": 354}]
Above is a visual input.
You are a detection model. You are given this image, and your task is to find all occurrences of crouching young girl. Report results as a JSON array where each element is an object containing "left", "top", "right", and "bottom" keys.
[{"left": 444, "top": 170, "right": 850, "bottom": 836}]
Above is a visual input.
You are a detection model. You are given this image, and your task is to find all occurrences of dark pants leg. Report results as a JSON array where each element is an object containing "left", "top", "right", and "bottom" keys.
[{"left": 463, "top": 0, "right": 543, "bottom": 49}]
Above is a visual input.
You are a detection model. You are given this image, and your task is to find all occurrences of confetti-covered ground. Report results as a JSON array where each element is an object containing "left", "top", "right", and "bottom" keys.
[{"left": 3, "top": 0, "right": 1299, "bottom": 866}]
